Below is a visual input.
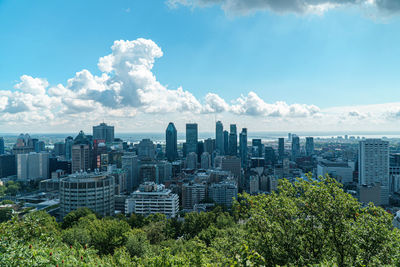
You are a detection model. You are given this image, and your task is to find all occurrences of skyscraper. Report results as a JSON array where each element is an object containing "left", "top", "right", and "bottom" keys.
[
  {"left": 359, "top": 139, "right": 389, "bottom": 186},
  {"left": 215, "top": 121, "right": 224, "bottom": 155},
  {"left": 358, "top": 139, "right": 389, "bottom": 205},
  {"left": 228, "top": 124, "right": 237, "bottom": 156},
  {"left": 252, "top": 139, "right": 263, "bottom": 157},
  {"left": 264, "top": 147, "right": 276, "bottom": 165},
  {"left": 17, "top": 152, "right": 49, "bottom": 181},
  {"left": 122, "top": 154, "right": 139, "bottom": 192},
  {"left": 0, "top": 137, "right": 4, "bottom": 155},
  {"left": 201, "top": 152, "right": 211, "bottom": 169},
  {"left": 223, "top": 130, "right": 229, "bottom": 155},
  {"left": 186, "top": 123, "right": 198, "bottom": 155},
  {"left": 305, "top": 137, "right": 314, "bottom": 157},
  {"left": 239, "top": 128, "right": 248, "bottom": 168},
  {"left": 93, "top": 122, "right": 115, "bottom": 144},
  {"left": 165, "top": 122, "right": 178, "bottom": 162},
  {"left": 291, "top": 135, "right": 300, "bottom": 160},
  {"left": 278, "top": 138, "right": 284, "bottom": 160},
  {"left": 71, "top": 131, "right": 91, "bottom": 173},
  {"left": 137, "top": 139, "right": 156, "bottom": 159},
  {"left": 204, "top": 138, "right": 215, "bottom": 155},
  {"left": 65, "top": 136, "right": 74, "bottom": 161}
]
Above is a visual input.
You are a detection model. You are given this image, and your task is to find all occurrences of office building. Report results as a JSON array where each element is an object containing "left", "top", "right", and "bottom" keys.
[
  {"left": 0, "top": 137, "right": 4, "bottom": 155},
  {"left": 182, "top": 182, "right": 207, "bottom": 210},
  {"left": 93, "top": 122, "right": 114, "bottom": 144},
  {"left": 165, "top": 122, "right": 178, "bottom": 162},
  {"left": 264, "top": 147, "right": 276, "bottom": 165},
  {"left": 204, "top": 138, "right": 215, "bottom": 155},
  {"left": 13, "top": 134, "right": 34, "bottom": 154},
  {"left": 358, "top": 139, "right": 389, "bottom": 205},
  {"left": 0, "top": 155, "right": 16, "bottom": 178},
  {"left": 186, "top": 152, "right": 197, "bottom": 170},
  {"left": 223, "top": 130, "right": 229, "bottom": 156},
  {"left": 17, "top": 152, "right": 49, "bottom": 181},
  {"left": 221, "top": 156, "right": 241, "bottom": 180},
  {"left": 186, "top": 123, "right": 198, "bottom": 155},
  {"left": 239, "top": 128, "right": 248, "bottom": 168},
  {"left": 71, "top": 144, "right": 90, "bottom": 173},
  {"left": 216, "top": 121, "right": 224, "bottom": 155},
  {"left": 59, "top": 172, "right": 115, "bottom": 219},
  {"left": 208, "top": 180, "right": 238, "bottom": 207},
  {"left": 125, "top": 182, "right": 179, "bottom": 218},
  {"left": 278, "top": 138, "right": 284, "bottom": 160},
  {"left": 65, "top": 136, "right": 74, "bottom": 161},
  {"left": 201, "top": 152, "right": 211, "bottom": 169},
  {"left": 249, "top": 175, "right": 259, "bottom": 195},
  {"left": 291, "top": 135, "right": 300, "bottom": 161},
  {"left": 122, "top": 154, "right": 139, "bottom": 191},
  {"left": 54, "top": 142, "right": 65, "bottom": 157},
  {"left": 228, "top": 124, "right": 238, "bottom": 156},
  {"left": 252, "top": 139, "right": 263, "bottom": 157},
  {"left": 317, "top": 160, "right": 353, "bottom": 184},
  {"left": 305, "top": 137, "right": 314, "bottom": 157},
  {"left": 137, "top": 139, "right": 155, "bottom": 159}
]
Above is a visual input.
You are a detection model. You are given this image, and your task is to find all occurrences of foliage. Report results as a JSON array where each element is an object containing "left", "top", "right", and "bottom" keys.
[{"left": 1, "top": 175, "right": 400, "bottom": 266}]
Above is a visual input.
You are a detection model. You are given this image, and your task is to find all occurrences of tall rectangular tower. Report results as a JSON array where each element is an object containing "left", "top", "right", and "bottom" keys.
[{"left": 186, "top": 123, "right": 198, "bottom": 155}]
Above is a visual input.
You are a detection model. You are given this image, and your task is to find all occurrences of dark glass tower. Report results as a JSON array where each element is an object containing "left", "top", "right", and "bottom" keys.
[
  {"left": 215, "top": 121, "right": 224, "bottom": 155},
  {"left": 239, "top": 128, "right": 248, "bottom": 168},
  {"left": 186, "top": 123, "right": 198, "bottom": 155},
  {"left": 278, "top": 138, "right": 284, "bottom": 160},
  {"left": 228, "top": 124, "right": 237, "bottom": 156},
  {"left": 166, "top": 122, "right": 178, "bottom": 162}
]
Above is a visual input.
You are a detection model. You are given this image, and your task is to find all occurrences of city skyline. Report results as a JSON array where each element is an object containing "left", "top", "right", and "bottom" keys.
[{"left": 2, "top": 1, "right": 400, "bottom": 132}]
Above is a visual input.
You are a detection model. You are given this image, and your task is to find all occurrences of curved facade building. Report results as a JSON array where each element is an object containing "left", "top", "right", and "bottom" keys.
[{"left": 60, "top": 172, "right": 115, "bottom": 219}]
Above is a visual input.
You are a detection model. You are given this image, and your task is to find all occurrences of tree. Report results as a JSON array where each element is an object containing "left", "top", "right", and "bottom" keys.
[{"left": 61, "top": 208, "right": 95, "bottom": 229}]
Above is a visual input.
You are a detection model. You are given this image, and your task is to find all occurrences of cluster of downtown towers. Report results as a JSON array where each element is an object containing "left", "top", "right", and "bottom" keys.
[{"left": 165, "top": 121, "right": 314, "bottom": 165}]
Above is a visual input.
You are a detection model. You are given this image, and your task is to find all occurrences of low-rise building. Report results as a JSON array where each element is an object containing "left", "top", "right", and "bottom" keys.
[{"left": 125, "top": 182, "right": 179, "bottom": 218}]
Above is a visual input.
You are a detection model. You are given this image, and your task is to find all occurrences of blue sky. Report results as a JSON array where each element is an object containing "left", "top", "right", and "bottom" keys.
[{"left": 1, "top": 0, "right": 400, "bottom": 133}]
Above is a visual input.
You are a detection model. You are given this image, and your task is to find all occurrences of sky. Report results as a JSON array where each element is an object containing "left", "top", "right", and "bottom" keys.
[{"left": 1, "top": 0, "right": 400, "bottom": 133}]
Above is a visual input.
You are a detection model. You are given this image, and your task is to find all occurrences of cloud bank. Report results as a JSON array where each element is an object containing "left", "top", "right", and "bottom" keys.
[
  {"left": 168, "top": 0, "right": 400, "bottom": 15},
  {"left": 1, "top": 38, "right": 400, "bottom": 132}
]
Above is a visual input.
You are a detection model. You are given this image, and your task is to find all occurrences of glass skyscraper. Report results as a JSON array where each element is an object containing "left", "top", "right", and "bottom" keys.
[
  {"left": 93, "top": 122, "right": 114, "bottom": 144},
  {"left": 165, "top": 122, "right": 178, "bottom": 162},
  {"left": 228, "top": 124, "right": 237, "bottom": 156},
  {"left": 215, "top": 121, "right": 224, "bottom": 155},
  {"left": 239, "top": 128, "right": 248, "bottom": 168},
  {"left": 186, "top": 123, "right": 198, "bottom": 155}
]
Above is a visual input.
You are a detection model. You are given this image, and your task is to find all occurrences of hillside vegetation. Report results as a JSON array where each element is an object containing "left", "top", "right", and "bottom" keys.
[{"left": 1, "top": 176, "right": 399, "bottom": 266}]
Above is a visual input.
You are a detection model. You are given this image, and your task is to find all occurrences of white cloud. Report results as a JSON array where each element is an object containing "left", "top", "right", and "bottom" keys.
[
  {"left": 230, "top": 91, "right": 320, "bottom": 117},
  {"left": 2, "top": 38, "right": 399, "bottom": 132},
  {"left": 168, "top": 0, "right": 400, "bottom": 15},
  {"left": 14, "top": 75, "right": 49, "bottom": 95},
  {"left": 203, "top": 93, "right": 230, "bottom": 113}
]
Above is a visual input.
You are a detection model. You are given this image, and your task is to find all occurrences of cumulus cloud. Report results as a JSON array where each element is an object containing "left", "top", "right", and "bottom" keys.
[
  {"left": 168, "top": 0, "right": 400, "bottom": 15},
  {"left": 231, "top": 91, "right": 320, "bottom": 117},
  {"left": 14, "top": 75, "right": 49, "bottom": 95},
  {"left": 0, "top": 38, "right": 327, "bottom": 131},
  {"left": 203, "top": 93, "right": 230, "bottom": 113}
]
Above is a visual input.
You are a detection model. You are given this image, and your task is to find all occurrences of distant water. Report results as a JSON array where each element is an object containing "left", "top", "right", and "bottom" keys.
[{"left": 1, "top": 131, "right": 400, "bottom": 145}]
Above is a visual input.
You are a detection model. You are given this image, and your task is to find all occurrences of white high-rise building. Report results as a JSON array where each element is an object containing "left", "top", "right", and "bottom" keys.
[
  {"left": 125, "top": 182, "right": 179, "bottom": 218},
  {"left": 358, "top": 139, "right": 389, "bottom": 205},
  {"left": 359, "top": 139, "right": 389, "bottom": 186},
  {"left": 17, "top": 152, "right": 49, "bottom": 181}
]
